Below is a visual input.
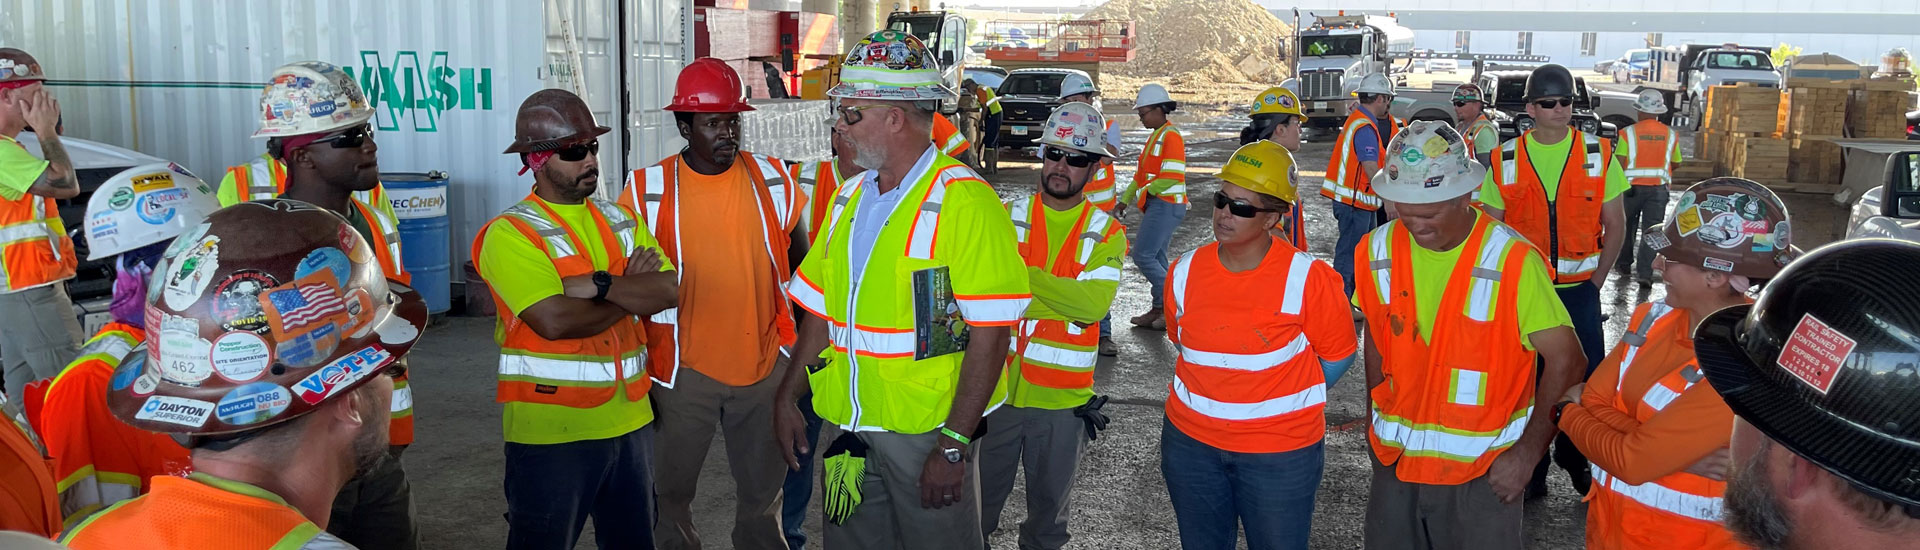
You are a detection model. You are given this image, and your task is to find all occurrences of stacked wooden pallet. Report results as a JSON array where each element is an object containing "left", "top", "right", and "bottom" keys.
[
  {"left": 1782, "top": 84, "right": 1850, "bottom": 186},
  {"left": 1728, "top": 135, "right": 1790, "bottom": 182},
  {"left": 1848, "top": 89, "right": 1913, "bottom": 138}
]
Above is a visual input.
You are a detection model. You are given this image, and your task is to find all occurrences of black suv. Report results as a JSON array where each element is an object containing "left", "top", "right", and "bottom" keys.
[
  {"left": 993, "top": 68, "right": 1089, "bottom": 148},
  {"left": 1481, "top": 71, "right": 1618, "bottom": 141}
]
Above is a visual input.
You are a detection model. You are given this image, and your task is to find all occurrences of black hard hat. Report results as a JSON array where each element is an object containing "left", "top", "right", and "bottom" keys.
[
  {"left": 1523, "top": 64, "right": 1577, "bottom": 101},
  {"left": 1694, "top": 239, "right": 1920, "bottom": 511}
]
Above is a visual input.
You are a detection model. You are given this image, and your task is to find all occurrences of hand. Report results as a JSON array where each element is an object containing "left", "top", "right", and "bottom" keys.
[
  {"left": 919, "top": 447, "right": 967, "bottom": 509},
  {"left": 16, "top": 87, "right": 60, "bottom": 134},
  {"left": 1487, "top": 447, "right": 1542, "bottom": 504},
  {"left": 626, "top": 247, "right": 664, "bottom": 274},
  {"left": 561, "top": 274, "right": 598, "bottom": 299},
  {"left": 1684, "top": 448, "right": 1732, "bottom": 481},
  {"left": 1111, "top": 203, "right": 1129, "bottom": 219},
  {"left": 773, "top": 393, "right": 811, "bottom": 471},
  {"left": 1562, "top": 383, "right": 1585, "bottom": 405}
]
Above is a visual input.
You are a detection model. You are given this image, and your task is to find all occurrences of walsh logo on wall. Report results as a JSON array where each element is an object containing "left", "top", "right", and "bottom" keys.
[{"left": 344, "top": 50, "right": 495, "bottom": 133}]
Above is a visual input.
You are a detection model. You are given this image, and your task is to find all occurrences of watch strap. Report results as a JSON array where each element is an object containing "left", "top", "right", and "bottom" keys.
[{"left": 939, "top": 427, "right": 972, "bottom": 446}]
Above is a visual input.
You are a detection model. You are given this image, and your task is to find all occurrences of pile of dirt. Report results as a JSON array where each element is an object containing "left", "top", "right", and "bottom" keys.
[{"left": 1087, "top": 0, "right": 1292, "bottom": 103}]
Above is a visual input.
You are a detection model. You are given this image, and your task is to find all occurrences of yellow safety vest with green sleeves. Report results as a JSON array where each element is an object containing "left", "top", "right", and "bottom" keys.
[
  {"left": 787, "top": 147, "right": 1032, "bottom": 434},
  {"left": 1003, "top": 196, "right": 1124, "bottom": 410}
]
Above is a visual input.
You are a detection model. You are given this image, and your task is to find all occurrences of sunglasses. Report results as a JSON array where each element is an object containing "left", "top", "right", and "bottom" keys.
[
  {"left": 1532, "top": 97, "right": 1574, "bottom": 109},
  {"left": 1452, "top": 100, "right": 1481, "bottom": 107},
  {"left": 1214, "top": 191, "right": 1279, "bottom": 218},
  {"left": 555, "top": 140, "right": 600, "bottom": 162},
  {"left": 311, "top": 126, "right": 373, "bottom": 149},
  {"left": 836, "top": 104, "right": 894, "bottom": 125},
  {"left": 384, "top": 363, "right": 408, "bottom": 379},
  {"left": 1042, "top": 146, "right": 1099, "bottom": 168}
]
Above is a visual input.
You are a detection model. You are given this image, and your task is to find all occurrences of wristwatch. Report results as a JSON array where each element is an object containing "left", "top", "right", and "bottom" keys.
[
  {"left": 591, "top": 270, "right": 613, "bottom": 301},
  {"left": 942, "top": 446, "right": 964, "bottom": 464},
  {"left": 1551, "top": 400, "right": 1574, "bottom": 424}
]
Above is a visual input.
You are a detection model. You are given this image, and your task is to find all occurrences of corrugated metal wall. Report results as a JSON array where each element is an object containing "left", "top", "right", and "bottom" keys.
[{"left": 0, "top": 0, "right": 693, "bottom": 278}]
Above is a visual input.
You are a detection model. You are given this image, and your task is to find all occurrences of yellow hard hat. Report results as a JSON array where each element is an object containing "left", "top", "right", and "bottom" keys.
[
  {"left": 1251, "top": 86, "right": 1303, "bottom": 119},
  {"left": 1219, "top": 140, "right": 1300, "bottom": 204}
]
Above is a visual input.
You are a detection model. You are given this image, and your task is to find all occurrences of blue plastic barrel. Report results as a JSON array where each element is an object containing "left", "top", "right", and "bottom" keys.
[{"left": 381, "top": 172, "right": 451, "bottom": 314}]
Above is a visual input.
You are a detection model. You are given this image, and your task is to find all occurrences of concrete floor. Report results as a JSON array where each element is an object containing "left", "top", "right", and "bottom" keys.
[{"left": 400, "top": 115, "right": 1851, "bottom": 549}]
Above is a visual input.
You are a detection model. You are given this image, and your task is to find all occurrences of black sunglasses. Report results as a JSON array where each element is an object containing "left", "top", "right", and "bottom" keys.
[
  {"left": 555, "top": 140, "right": 600, "bottom": 162},
  {"left": 1452, "top": 100, "right": 1480, "bottom": 107},
  {"left": 310, "top": 125, "right": 372, "bottom": 149},
  {"left": 1042, "top": 146, "right": 1098, "bottom": 168},
  {"left": 1532, "top": 97, "right": 1574, "bottom": 109},
  {"left": 1213, "top": 191, "right": 1279, "bottom": 218}
]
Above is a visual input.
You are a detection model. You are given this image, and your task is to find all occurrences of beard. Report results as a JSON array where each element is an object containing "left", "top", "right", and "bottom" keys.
[
  {"left": 348, "top": 390, "right": 392, "bottom": 478},
  {"left": 849, "top": 135, "right": 890, "bottom": 171},
  {"left": 1042, "top": 172, "right": 1087, "bottom": 200},
  {"left": 543, "top": 162, "right": 600, "bottom": 203},
  {"left": 1724, "top": 447, "right": 1793, "bottom": 549}
]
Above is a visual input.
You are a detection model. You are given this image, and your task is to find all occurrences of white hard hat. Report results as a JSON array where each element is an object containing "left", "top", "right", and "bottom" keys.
[
  {"left": 1039, "top": 102, "right": 1110, "bottom": 157},
  {"left": 1059, "top": 73, "right": 1098, "bottom": 100},
  {"left": 1134, "top": 83, "right": 1173, "bottom": 109},
  {"left": 1280, "top": 78, "right": 1301, "bottom": 96},
  {"left": 1350, "top": 73, "right": 1396, "bottom": 96},
  {"left": 84, "top": 162, "right": 222, "bottom": 260},
  {"left": 252, "top": 61, "right": 375, "bottom": 138},
  {"left": 1372, "top": 120, "right": 1485, "bottom": 205},
  {"left": 1633, "top": 90, "right": 1669, "bottom": 114}
]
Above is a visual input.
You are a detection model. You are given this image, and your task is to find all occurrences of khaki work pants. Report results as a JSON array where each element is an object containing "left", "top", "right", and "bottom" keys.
[
  {"left": 822, "top": 427, "right": 983, "bottom": 550},
  {"left": 978, "top": 405, "right": 1088, "bottom": 550},
  {"left": 1363, "top": 458, "right": 1524, "bottom": 550},
  {"left": 0, "top": 284, "right": 82, "bottom": 408},
  {"left": 653, "top": 366, "right": 789, "bottom": 550}
]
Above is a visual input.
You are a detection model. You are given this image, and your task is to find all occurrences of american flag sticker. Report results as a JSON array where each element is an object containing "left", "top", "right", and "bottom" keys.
[{"left": 260, "top": 272, "right": 351, "bottom": 343}]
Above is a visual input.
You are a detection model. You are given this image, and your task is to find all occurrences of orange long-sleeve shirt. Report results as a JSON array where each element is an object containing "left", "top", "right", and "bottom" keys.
[{"left": 1558, "top": 306, "right": 1737, "bottom": 486}]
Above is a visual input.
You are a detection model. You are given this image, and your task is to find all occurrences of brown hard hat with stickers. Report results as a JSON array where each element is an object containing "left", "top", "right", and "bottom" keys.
[
  {"left": 106, "top": 199, "right": 429, "bottom": 435},
  {"left": 1644, "top": 177, "right": 1798, "bottom": 279}
]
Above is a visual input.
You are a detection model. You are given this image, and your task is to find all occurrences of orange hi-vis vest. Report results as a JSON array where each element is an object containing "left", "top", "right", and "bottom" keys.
[
  {"left": 59, "top": 472, "right": 350, "bottom": 550},
  {"left": 1489, "top": 130, "right": 1613, "bottom": 284},
  {"left": 1, "top": 393, "right": 58, "bottom": 538},
  {"left": 934, "top": 114, "right": 971, "bottom": 157},
  {"left": 1319, "top": 108, "right": 1398, "bottom": 212},
  {"left": 1005, "top": 196, "right": 1122, "bottom": 408},
  {"left": 1083, "top": 120, "right": 1119, "bottom": 212},
  {"left": 1359, "top": 215, "right": 1541, "bottom": 485},
  {"left": 795, "top": 158, "right": 847, "bottom": 243},
  {"left": 1463, "top": 116, "right": 1500, "bottom": 153},
  {"left": 1621, "top": 120, "right": 1678, "bottom": 187},
  {"left": 0, "top": 141, "right": 76, "bottom": 294},
  {"left": 217, "top": 154, "right": 394, "bottom": 212},
  {"left": 1586, "top": 301, "right": 1741, "bottom": 550},
  {"left": 40, "top": 325, "right": 190, "bottom": 527},
  {"left": 1167, "top": 238, "right": 1331, "bottom": 453},
  {"left": 1130, "top": 123, "right": 1188, "bottom": 208},
  {"left": 620, "top": 152, "right": 800, "bottom": 387},
  {"left": 472, "top": 195, "right": 650, "bottom": 408}
]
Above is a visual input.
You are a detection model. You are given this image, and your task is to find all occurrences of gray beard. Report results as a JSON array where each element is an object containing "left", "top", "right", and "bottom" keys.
[
  {"left": 1724, "top": 448, "right": 1793, "bottom": 549},
  {"left": 850, "top": 138, "right": 890, "bottom": 171}
]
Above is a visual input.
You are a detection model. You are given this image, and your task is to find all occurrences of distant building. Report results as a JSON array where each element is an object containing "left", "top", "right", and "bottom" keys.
[{"left": 1261, "top": 1, "right": 1920, "bottom": 73}]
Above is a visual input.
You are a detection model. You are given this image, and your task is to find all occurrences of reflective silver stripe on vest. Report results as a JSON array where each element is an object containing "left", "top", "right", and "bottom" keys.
[
  {"left": 246, "top": 157, "right": 278, "bottom": 198},
  {"left": 500, "top": 204, "right": 582, "bottom": 258},
  {"left": 1591, "top": 467, "right": 1725, "bottom": 522}
]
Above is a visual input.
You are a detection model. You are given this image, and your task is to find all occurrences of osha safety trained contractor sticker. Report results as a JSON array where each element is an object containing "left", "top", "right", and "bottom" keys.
[{"left": 1776, "top": 313, "right": 1855, "bottom": 394}]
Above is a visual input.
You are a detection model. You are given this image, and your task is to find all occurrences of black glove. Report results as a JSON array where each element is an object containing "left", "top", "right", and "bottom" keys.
[{"left": 1072, "top": 395, "right": 1111, "bottom": 441}]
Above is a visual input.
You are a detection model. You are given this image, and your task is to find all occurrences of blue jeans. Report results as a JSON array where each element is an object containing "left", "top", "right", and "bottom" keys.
[
  {"left": 983, "top": 112, "right": 1004, "bottom": 148},
  {"left": 781, "top": 396, "right": 825, "bottom": 550},
  {"left": 1130, "top": 199, "right": 1187, "bottom": 309},
  {"left": 504, "top": 426, "right": 656, "bottom": 550},
  {"left": 1160, "top": 420, "right": 1324, "bottom": 550},
  {"left": 1330, "top": 202, "right": 1384, "bottom": 297}
]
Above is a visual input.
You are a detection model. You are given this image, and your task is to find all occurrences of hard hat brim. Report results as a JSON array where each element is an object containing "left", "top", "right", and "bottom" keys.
[
  {"left": 502, "top": 125, "right": 613, "bottom": 154},
  {"left": 664, "top": 102, "right": 758, "bottom": 113},
  {"left": 1634, "top": 104, "right": 1668, "bottom": 114}
]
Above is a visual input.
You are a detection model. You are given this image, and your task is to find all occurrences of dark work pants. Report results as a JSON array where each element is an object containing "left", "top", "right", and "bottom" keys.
[
  {"left": 505, "top": 426, "right": 657, "bottom": 550},
  {"left": 782, "top": 394, "right": 825, "bottom": 550},
  {"left": 1534, "top": 283, "right": 1605, "bottom": 492},
  {"left": 328, "top": 452, "right": 420, "bottom": 550}
]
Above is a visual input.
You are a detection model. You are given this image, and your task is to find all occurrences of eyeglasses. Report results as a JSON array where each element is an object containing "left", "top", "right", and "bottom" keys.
[
  {"left": 1213, "top": 191, "right": 1279, "bottom": 218},
  {"left": 311, "top": 126, "right": 372, "bottom": 149},
  {"left": 1042, "top": 146, "right": 1098, "bottom": 168},
  {"left": 1532, "top": 98, "right": 1574, "bottom": 109},
  {"left": 555, "top": 140, "right": 599, "bottom": 162},
  {"left": 383, "top": 363, "right": 408, "bottom": 379},
  {"left": 1452, "top": 100, "right": 1480, "bottom": 107},
  {"left": 836, "top": 104, "right": 894, "bottom": 125}
]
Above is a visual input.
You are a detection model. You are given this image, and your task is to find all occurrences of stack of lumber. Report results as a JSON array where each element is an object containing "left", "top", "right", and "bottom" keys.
[
  {"left": 1705, "top": 84, "right": 1784, "bottom": 136},
  {"left": 1672, "top": 159, "right": 1717, "bottom": 185},
  {"left": 1727, "top": 134, "right": 1790, "bottom": 182},
  {"left": 1782, "top": 84, "right": 1850, "bottom": 186},
  {"left": 1848, "top": 89, "right": 1913, "bottom": 138}
]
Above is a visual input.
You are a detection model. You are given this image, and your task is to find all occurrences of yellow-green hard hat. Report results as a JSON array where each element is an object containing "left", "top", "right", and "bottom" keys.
[{"left": 1251, "top": 86, "right": 1303, "bottom": 119}]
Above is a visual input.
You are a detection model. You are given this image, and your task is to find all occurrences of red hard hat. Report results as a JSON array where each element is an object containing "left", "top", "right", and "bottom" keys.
[{"left": 666, "top": 58, "right": 755, "bottom": 113}]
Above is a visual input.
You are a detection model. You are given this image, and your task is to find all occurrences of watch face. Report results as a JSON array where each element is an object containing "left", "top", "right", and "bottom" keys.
[{"left": 944, "top": 448, "right": 963, "bottom": 463}]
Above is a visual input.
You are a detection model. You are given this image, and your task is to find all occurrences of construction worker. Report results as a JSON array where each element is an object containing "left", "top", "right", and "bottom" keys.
[
  {"left": 1243, "top": 85, "right": 1310, "bottom": 250},
  {"left": 1612, "top": 90, "right": 1683, "bottom": 286},
  {"left": 1, "top": 392, "right": 57, "bottom": 538},
  {"left": 1321, "top": 72, "right": 1400, "bottom": 297},
  {"left": 1694, "top": 239, "right": 1920, "bottom": 550},
  {"left": 771, "top": 30, "right": 1029, "bottom": 550},
  {"left": 1057, "top": 73, "right": 1123, "bottom": 356},
  {"left": 1452, "top": 83, "right": 1499, "bottom": 168},
  {"left": 58, "top": 200, "right": 431, "bottom": 550},
  {"left": 35, "top": 164, "right": 214, "bottom": 528},
  {"left": 978, "top": 102, "right": 1126, "bottom": 550},
  {"left": 973, "top": 79, "right": 1003, "bottom": 174},
  {"left": 934, "top": 112, "right": 972, "bottom": 166},
  {"left": 616, "top": 57, "right": 804, "bottom": 550},
  {"left": 475, "top": 88, "right": 681, "bottom": 549},
  {"left": 241, "top": 61, "right": 421, "bottom": 548},
  {"left": 1117, "top": 83, "right": 1186, "bottom": 331},
  {"left": 1479, "top": 63, "right": 1630, "bottom": 498},
  {"left": 1356, "top": 121, "right": 1586, "bottom": 550},
  {"left": 1162, "top": 139, "right": 1356, "bottom": 550},
  {"left": 1558, "top": 178, "right": 1794, "bottom": 550},
  {"left": 783, "top": 129, "right": 857, "bottom": 550},
  {"left": 0, "top": 47, "right": 84, "bottom": 409}
]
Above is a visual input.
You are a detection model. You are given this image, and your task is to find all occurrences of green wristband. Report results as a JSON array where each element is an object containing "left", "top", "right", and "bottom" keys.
[{"left": 939, "top": 427, "right": 971, "bottom": 446}]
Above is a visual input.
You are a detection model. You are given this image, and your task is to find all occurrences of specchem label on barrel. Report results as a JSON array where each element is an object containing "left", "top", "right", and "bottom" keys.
[{"left": 386, "top": 185, "right": 448, "bottom": 219}]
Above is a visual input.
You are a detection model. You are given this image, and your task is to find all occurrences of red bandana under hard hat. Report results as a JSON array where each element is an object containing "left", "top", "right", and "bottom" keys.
[
  {"left": 279, "top": 133, "right": 327, "bottom": 158},
  {"left": 519, "top": 150, "right": 557, "bottom": 176}
]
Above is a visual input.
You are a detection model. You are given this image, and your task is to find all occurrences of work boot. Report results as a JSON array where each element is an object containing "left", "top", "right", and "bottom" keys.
[
  {"left": 1098, "top": 336, "right": 1118, "bottom": 357},
  {"left": 985, "top": 149, "right": 998, "bottom": 174},
  {"left": 1130, "top": 307, "right": 1164, "bottom": 330}
]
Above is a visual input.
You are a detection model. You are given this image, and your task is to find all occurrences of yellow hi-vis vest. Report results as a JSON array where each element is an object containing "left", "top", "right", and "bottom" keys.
[
  {"left": 786, "top": 148, "right": 1032, "bottom": 433},
  {"left": 217, "top": 154, "right": 393, "bottom": 208},
  {"left": 1004, "top": 196, "right": 1122, "bottom": 410}
]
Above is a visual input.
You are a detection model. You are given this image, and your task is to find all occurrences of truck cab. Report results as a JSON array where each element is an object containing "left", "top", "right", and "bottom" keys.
[
  {"left": 1848, "top": 151, "right": 1920, "bottom": 242},
  {"left": 992, "top": 68, "right": 1087, "bottom": 148},
  {"left": 886, "top": 10, "right": 968, "bottom": 114},
  {"left": 1481, "top": 71, "right": 1619, "bottom": 141},
  {"left": 1640, "top": 44, "right": 1781, "bottom": 130},
  {"left": 1293, "top": 14, "right": 1414, "bottom": 134}
]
